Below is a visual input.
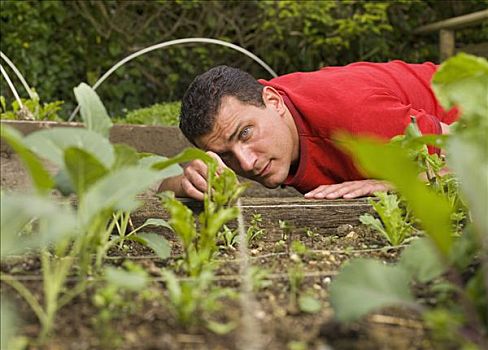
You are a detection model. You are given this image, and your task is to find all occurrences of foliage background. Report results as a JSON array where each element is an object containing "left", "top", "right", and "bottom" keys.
[{"left": 1, "top": 0, "right": 487, "bottom": 118}]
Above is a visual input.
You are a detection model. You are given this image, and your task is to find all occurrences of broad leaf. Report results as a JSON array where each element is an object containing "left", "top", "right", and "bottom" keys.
[
  {"left": 447, "top": 135, "right": 488, "bottom": 237},
  {"left": 298, "top": 295, "right": 321, "bottom": 313},
  {"left": 0, "top": 125, "right": 54, "bottom": 194},
  {"left": 73, "top": 82, "right": 113, "bottom": 137},
  {"left": 1, "top": 192, "right": 77, "bottom": 257},
  {"left": 105, "top": 266, "right": 148, "bottom": 291},
  {"left": 329, "top": 258, "right": 414, "bottom": 322},
  {"left": 1, "top": 298, "right": 18, "bottom": 350},
  {"left": 132, "top": 232, "right": 171, "bottom": 259},
  {"left": 112, "top": 143, "right": 140, "bottom": 170},
  {"left": 151, "top": 148, "right": 215, "bottom": 170},
  {"left": 25, "top": 128, "right": 114, "bottom": 168},
  {"left": 432, "top": 53, "right": 488, "bottom": 119},
  {"left": 139, "top": 155, "right": 183, "bottom": 179},
  {"left": 79, "top": 167, "right": 160, "bottom": 227},
  {"left": 138, "top": 218, "right": 174, "bottom": 232},
  {"left": 337, "top": 135, "right": 453, "bottom": 256},
  {"left": 400, "top": 238, "right": 445, "bottom": 283},
  {"left": 64, "top": 147, "right": 108, "bottom": 196}
]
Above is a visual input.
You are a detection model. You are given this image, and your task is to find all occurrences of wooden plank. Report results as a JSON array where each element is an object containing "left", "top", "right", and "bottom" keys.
[
  {"left": 440, "top": 29, "right": 456, "bottom": 61},
  {"left": 414, "top": 10, "right": 488, "bottom": 34},
  {"left": 131, "top": 196, "right": 374, "bottom": 236}
]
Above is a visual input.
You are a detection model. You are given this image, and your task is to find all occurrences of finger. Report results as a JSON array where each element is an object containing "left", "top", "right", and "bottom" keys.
[
  {"left": 304, "top": 184, "right": 339, "bottom": 198},
  {"left": 343, "top": 181, "right": 390, "bottom": 199},
  {"left": 181, "top": 177, "right": 205, "bottom": 201},
  {"left": 184, "top": 165, "right": 208, "bottom": 193},
  {"left": 206, "top": 151, "right": 228, "bottom": 175},
  {"left": 324, "top": 182, "right": 365, "bottom": 199}
]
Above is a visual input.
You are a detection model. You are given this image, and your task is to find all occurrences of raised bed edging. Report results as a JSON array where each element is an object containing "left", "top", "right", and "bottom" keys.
[{"left": 132, "top": 196, "right": 374, "bottom": 236}]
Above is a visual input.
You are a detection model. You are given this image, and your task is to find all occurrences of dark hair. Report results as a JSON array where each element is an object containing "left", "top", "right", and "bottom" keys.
[{"left": 179, "top": 65, "right": 265, "bottom": 144}]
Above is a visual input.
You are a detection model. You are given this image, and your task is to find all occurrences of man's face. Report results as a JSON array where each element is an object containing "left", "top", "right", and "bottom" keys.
[{"left": 195, "top": 90, "right": 299, "bottom": 188}]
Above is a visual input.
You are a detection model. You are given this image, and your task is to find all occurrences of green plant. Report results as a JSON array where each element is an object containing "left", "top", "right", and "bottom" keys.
[
  {"left": 92, "top": 261, "right": 154, "bottom": 348},
  {"left": 114, "top": 101, "right": 180, "bottom": 126},
  {"left": 0, "top": 83, "right": 196, "bottom": 342},
  {"left": 160, "top": 158, "right": 246, "bottom": 277},
  {"left": 359, "top": 192, "right": 414, "bottom": 246},
  {"left": 329, "top": 54, "right": 488, "bottom": 348},
  {"left": 287, "top": 262, "right": 321, "bottom": 315},
  {"left": 0, "top": 95, "right": 63, "bottom": 121},
  {"left": 162, "top": 268, "right": 236, "bottom": 331}
]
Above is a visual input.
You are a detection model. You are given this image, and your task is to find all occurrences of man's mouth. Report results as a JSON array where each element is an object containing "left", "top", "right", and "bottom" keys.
[{"left": 257, "top": 161, "right": 271, "bottom": 177}]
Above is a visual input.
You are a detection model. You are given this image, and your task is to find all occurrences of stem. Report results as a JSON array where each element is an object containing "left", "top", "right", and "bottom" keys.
[{"left": 0, "top": 274, "right": 47, "bottom": 327}]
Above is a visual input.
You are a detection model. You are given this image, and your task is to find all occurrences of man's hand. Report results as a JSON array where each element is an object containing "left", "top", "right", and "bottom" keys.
[
  {"left": 304, "top": 179, "right": 392, "bottom": 199},
  {"left": 158, "top": 151, "right": 228, "bottom": 201}
]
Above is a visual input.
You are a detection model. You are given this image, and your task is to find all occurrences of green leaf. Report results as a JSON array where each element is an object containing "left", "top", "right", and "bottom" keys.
[
  {"left": 1, "top": 192, "right": 77, "bottom": 257},
  {"left": 79, "top": 167, "right": 160, "bottom": 227},
  {"left": 163, "top": 193, "right": 197, "bottom": 249},
  {"left": 53, "top": 169, "right": 76, "bottom": 196},
  {"left": 132, "top": 232, "right": 171, "bottom": 259},
  {"left": 329, "top": 258, "right": 415, "bottom": 322},
  {"left": 1, "top": 297, "right": 18, "bottom": 350},
  {"left": 105, "top": 266, "right": 148, "bottom": 291},
  {"left": 448, "top": 135, "right": 488, "bottom": 237},
  {"left": 432, "top": 53, "right": 488, "bottom": 119},
  {"left": 64, "top": 147, "right": 108, "bottom": 196},
  {"left": 337, "top": 135, "right": 453, "bottom": 256},
  {"left": 25, "top": 127, "right": 115, "bottom": 168},
  {"left": 139, "top": 155, "right": 183, "bottom": 179},
  {"left": 298, "top": 295, "right": 321, "bottom": 313},
  {"left": 138, "top": 218, "right": 174, "bottom": 232},
  {"left": 400, "top": 238, "right": 445, "bottom": 283},
  {"left": 162, "top": 269, "right": 181, "bottom": 303},
  {"left": 151, "top": 148, "right": 215, "bottom": 171},
  {"left": 359, "top": 213, "right": 387, "bottom": 238},
  {"left": 74, "top": 82, "right": 113, "bottom": 137},
  {"left": 0, "top": 125, "right": 54, "bottom": 194},
  {"left": 112, "top": 143, "right": 140, "bottom": 170},
  {"left": 206, "top": 320, "right": 236, "bottom": 335}
]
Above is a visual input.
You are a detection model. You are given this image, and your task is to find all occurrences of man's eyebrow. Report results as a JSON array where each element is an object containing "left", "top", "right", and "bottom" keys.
[{"left": 228, "top": 123, "right": 242, "bottom": 142}]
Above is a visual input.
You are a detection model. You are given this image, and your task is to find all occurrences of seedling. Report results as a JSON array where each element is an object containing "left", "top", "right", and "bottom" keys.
[
  {"left": 162, "top": 268, "right": 236, "bottom": 330},
  {"left": 359, "top": 192, "right": 414, "bottom": 246}
]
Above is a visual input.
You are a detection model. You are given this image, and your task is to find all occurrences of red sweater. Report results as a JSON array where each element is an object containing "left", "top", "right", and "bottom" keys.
[{"left": 259, "top": 61, "right": 459, "bottom": 194}]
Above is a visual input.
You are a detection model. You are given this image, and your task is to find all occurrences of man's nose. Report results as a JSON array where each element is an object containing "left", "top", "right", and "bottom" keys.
[{"left": 235, "top": 147, "right": 256, "bottom": 173}]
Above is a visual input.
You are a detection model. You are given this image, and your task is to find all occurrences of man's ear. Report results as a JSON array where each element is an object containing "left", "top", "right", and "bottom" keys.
[{"left": 262, "top": 86, "right": 286, "bottom": 115}]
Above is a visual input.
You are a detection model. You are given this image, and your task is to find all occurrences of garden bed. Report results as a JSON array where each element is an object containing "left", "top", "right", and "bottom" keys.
[{"left": 1, "top": 195, "right": 433, "bottom": 350}]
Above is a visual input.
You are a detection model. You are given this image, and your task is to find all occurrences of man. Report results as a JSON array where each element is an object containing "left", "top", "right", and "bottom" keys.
[{"left": 159, "top": 62, "right": 458, "bottom": 201}]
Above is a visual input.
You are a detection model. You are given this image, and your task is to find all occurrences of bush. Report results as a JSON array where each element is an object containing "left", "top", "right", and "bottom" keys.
[
  {"left": 114, "top": 101, "right": 180, "bottom": 126},
  {"left": 1, "top": 1, "right": 486, "bottom": 118}
]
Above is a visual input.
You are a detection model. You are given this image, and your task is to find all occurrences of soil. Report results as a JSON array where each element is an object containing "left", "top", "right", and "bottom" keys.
[{"left": 1, "top": 220, "right": 435, "bottom": 350}]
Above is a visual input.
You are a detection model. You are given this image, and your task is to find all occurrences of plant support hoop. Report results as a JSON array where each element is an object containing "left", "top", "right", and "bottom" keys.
[{"left": 69, "top": 38, "right": 278, "bottom": 121}]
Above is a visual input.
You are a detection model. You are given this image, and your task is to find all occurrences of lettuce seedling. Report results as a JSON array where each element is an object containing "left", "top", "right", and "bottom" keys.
[{"left": 360, "top": 192, "right": 414, "bottom": 246}]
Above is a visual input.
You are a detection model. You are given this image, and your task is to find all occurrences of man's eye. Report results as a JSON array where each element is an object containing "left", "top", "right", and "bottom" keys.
[{"left": 239, "top": 126, "right": 252, "bottom": 140}]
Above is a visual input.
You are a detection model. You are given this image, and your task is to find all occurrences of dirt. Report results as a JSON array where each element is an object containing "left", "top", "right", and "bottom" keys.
[{"left": 1, "top": 221, "right": 435, "bottom": 350}]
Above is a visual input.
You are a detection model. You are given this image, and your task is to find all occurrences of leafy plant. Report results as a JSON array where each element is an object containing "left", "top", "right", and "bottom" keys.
[
  {"left": 160, "top": 157, "right": 246, "bottom": 277},
  {"left": 359, "top": 192, "right": 414, "bottom": 246},
  {"left": 92, "top": 261, "right": 154, "bottom": 348},
  {"left": 329, "top": 54, "right": 488, "bottom": 349},
  {"left": 162, "top": 268, "right": 236, "bottom": 331},
  {"left": 114, "top": 101, "right": 180, "bottom": 126},
  {"left": 0, "top": 95, "right": 63, "bottom": 121},
  {"left": 0, "top": 82, "right": 195, "bottom": 342}
]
